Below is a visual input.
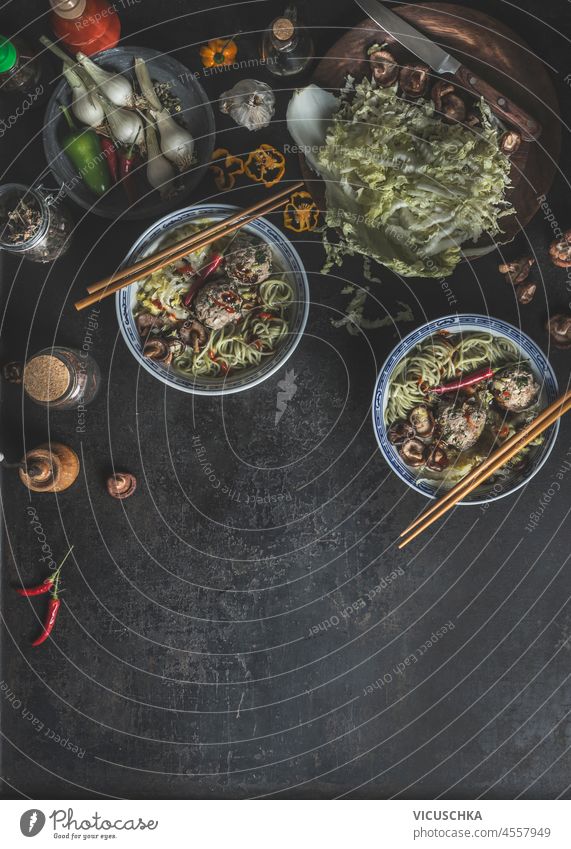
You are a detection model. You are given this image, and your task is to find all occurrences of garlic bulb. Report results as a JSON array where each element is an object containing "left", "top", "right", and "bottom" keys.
[
  {"left": 220, "top": 80, "right": 275, "bottom": 131},
  {"left": 76, "top": 52, "right": 135, "bottom": 108}
]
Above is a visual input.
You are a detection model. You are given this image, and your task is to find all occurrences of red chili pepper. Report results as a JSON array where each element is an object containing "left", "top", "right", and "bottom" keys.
[
  {"left": 16, "top": 578, "right": 54, "bottom": 597},
  {"left": 100, "top": 136, "right": 119, "bottom": 182},
  {"left": 258, "top": 312, "right": 275, "bottom": 320},
  {"left": 20, "top": 546, "right": 73, "bottom": 648},
  {"left": 432, "top": 367, "right": 494, "bottom": 395},
  {"left": 32, "top": 598, "right": 61, "bottom": 647},
  {"left": 119, "top": 142, "right": 139, "bottom": 205},
  {"left": 183, "top": 254, "right": 224, "bottom": 308},
  {"left": 16, "top": 547, "right": 73, "bottom": 599}
]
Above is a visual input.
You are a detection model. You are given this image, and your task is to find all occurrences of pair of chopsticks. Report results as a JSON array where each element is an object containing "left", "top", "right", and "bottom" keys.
[
  {"left": 398, "top": 388, "right": 571, "bottom": 548},
  {"left": 74, "top": 180, "right": 305, "bottom": 312}
]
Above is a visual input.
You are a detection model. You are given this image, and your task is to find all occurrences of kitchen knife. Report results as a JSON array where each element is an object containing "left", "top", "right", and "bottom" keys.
[{"left": 355, "top": 0, "right": 542, "bottom": 140}]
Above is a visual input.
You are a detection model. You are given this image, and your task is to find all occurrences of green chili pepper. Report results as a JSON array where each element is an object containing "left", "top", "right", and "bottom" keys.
[{"left": 60, "top": 105, "right": 111, "bottom": 197}]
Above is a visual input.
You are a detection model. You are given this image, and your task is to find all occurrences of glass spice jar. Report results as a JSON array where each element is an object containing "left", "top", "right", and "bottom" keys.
[
  {"left": 261, "top": 5, "right": 314, "bottom": 77},
  {"left": 0, "top": 183, "right": 73, "bottom": 263},
  {"left": 23, "top": 347, "right": 100, "bottom": 410}
]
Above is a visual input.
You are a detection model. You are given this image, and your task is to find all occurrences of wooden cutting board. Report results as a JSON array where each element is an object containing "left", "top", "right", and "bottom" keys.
[{"left": 301, "top": 2, "right": 560, "bottom": 248}]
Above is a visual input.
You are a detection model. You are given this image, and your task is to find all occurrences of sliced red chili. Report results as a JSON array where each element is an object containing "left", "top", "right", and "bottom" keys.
[
  {"left": 208, "top": 349, "right": 229, "bottom": 373},
  {"left": 183, "top": 254, "right": 224, "bottom": 308}
]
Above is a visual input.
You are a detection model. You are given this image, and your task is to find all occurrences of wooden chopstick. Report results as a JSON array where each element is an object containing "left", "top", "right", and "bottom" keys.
[
  {"left": 398, "top": 389, "right": 571, "bottom": 549},
  {"left": 74, "top": 191, "right": 298, "bottom": 312},
  {"left": 85, "top": 180, "right": 305, "bottom": 296},
  {"left": 400, "top": 387, "right": 571, "bottom": 539}
]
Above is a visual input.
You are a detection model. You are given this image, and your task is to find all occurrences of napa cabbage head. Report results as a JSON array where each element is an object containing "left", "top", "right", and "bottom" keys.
[{"left": 314, "top": 77, "right": 513, "bottom": 278}]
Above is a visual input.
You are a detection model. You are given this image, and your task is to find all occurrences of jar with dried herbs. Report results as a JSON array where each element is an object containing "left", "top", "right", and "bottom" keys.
[
  {"left": 0, "top": 34, "right": 44, "bottom": 98},
  {"left": 0, "top": 183, "right": 73, "bottom": 262}
]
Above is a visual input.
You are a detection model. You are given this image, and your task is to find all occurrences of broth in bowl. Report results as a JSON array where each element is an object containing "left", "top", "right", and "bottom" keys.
[
  {"left": 384, "top": 329, "right": 544, "bottom": 491},
  {"left": 372, "top": 316, "right": 559, "bottom": 503}
]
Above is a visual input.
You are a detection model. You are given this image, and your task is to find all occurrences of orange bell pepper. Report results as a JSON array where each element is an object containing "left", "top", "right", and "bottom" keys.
[{"left": 200, "top": 37, "right": 238, "bottom": 69}]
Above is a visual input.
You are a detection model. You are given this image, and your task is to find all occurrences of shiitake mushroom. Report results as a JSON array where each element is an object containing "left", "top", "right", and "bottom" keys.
[
  {"left": 399, "top": 64, "right": 430, "bottom": 98},
  {"left": 179, "top": 319, "right": 207, "bottom": 353},
  {"left": 388, "top": 419, "right": 415, "bottom": 445},
  {"left": 136, "top": 312, "right": 163, "bottom": 337},
  {"left": 409, "top": 404, "right": 436, "bottom": 439},
  {"left": 399, "top": 438, "right": 427, "bottom": 467},
  {"left": 549, "top": 230, "right": 571, "bottom": 268},
  {"left": 500, "top": 130, "right": 522, "bottom": 155},
  {"left": 546, "top": 314, "right": 571, "bottom": 349},
  {"left": 143, "top": 338, "right": 172, "bottom": 365},
  {"left": 498, "top": 255, "right": 535, "bottom": 286},
  {"left": 370, "top": 47, "right": 399, "bottom": 87},
  {"left": 426, "top": 444, "right": 449, "bottom": 472},
  {"left": 430, "top": 80, "right": 466, "bottom": 123}
]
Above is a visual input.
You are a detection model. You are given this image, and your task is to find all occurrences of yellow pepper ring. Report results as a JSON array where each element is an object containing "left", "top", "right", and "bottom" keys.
[
  {"left": 283, "top": 191, "right": 320, "bottom": 232},
  {"left": 210, "top": 148, "right": 245, "bottom": 191},
  {"left": 244, "top": 144, "right": 286, "bottom": 189}
]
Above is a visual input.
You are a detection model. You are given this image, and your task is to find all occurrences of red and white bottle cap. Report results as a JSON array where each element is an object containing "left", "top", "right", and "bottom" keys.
[{"left": 49, "top": 0, "right": 87, "bottom": 20}]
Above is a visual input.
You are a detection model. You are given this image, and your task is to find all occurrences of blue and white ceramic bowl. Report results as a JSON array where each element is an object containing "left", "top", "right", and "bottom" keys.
[
  {"left": 372, "top": 314, "right": 559, "bottom": 504},
  {"left": 117, "top": 204, "right": 310, "bottom": 396}
]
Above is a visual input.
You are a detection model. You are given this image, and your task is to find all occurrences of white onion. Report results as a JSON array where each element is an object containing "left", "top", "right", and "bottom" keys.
[
  {"left": 145, "top": 123, "right": 177, "bottom": 199},
  {"left": 286, "top": 84, "right": 339, "bottom": 174},
  {"left": 64, "top": 65, "right": 104, "bottom": 128},
  {"left": 76, "top": 51, "right": 135, "bottom": 108}
]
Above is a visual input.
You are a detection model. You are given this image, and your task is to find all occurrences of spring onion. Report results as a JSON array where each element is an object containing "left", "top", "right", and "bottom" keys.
[{"left": 76, "top": 51, "right": 135, "bottom": 109}]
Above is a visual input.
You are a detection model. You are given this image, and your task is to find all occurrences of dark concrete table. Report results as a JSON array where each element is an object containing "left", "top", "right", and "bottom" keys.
[{"left": 1, "top": 0, "right": 570, "bottom": 799}]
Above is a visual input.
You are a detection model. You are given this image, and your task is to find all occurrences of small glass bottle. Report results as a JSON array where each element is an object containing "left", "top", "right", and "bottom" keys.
[
  {"left": 261, "top": 5, "right": 314, "bottom": 77},
  {"left": 0, "top": 34, "right": 44, "bottom": 97},
  {"left": 0, "top": 183, "right": 73, "bottom": 263},
  {"left": 23, "top": 347, "right": 100, "bottom": 410},
  {"left": 50, "top": 0, "right": 121, "bottom": 56}
]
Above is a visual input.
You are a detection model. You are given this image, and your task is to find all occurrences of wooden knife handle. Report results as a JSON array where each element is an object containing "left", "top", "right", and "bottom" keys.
[{"left": 454, "top": 64, "right": 542, "bottom": 141}]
